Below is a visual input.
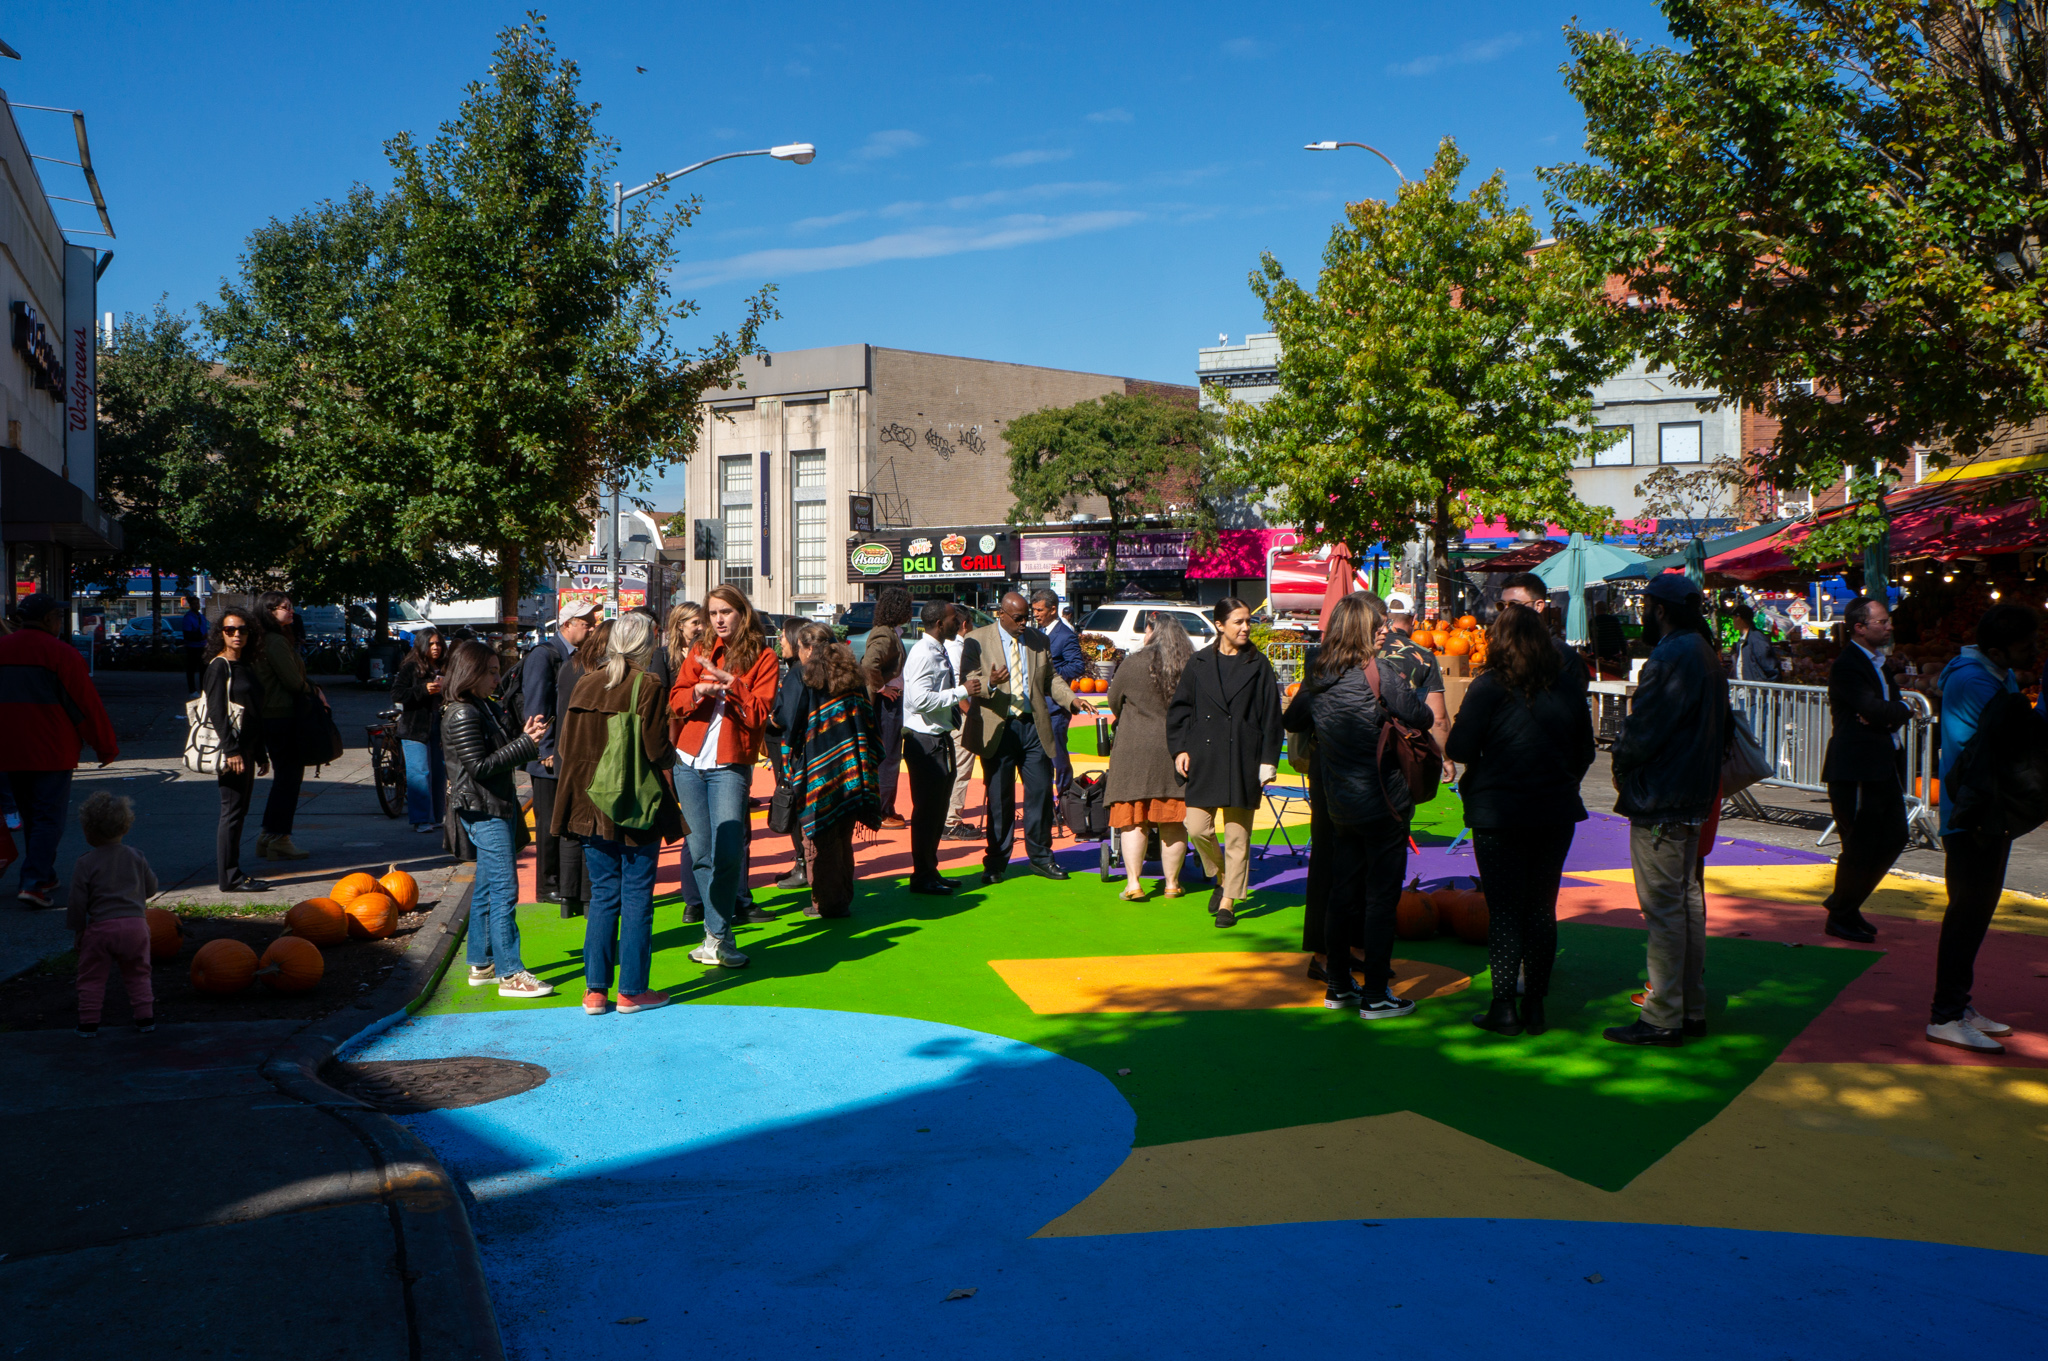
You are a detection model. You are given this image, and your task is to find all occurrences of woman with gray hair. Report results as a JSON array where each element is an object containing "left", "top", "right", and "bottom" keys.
[
  {"left": 1103, "top": 613, "right": 1194, "bottom": 900},
  {"left": 553, "top": 610, "right": 688, "bottom": 1016}
]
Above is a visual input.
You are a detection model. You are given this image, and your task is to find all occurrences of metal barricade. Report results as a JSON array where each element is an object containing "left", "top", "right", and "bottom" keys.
[{"left": 1724, "top": 680, "right": 1940, "bottom": 849}]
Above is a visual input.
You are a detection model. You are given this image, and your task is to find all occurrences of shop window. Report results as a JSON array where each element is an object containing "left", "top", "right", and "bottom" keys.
[
  {"left": 1658, "top": 422, "right": 1703, "bottom": 464},
  {"left": 793, "top": 450, "right": 826, "bottom": 597}
]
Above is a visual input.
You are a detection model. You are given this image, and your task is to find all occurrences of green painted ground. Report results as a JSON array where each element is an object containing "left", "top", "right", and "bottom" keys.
[{"left": 423, "top": 865, "right": 1871, "bottom": 1191}]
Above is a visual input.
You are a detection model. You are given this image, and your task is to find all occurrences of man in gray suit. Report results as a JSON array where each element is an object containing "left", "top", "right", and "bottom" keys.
[{"left": 961, "top": 590, "right": 1081, "bottom": 884}]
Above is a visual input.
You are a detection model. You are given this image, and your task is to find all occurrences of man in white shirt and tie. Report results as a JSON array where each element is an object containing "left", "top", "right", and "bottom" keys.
[{"left": 902, "top": 600, "right": 981, "bottom": 894}]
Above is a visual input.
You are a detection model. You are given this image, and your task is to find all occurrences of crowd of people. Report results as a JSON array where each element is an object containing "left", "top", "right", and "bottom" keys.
[{"left": 0, "top": 567, "right": 2039, "bottom": 1056}]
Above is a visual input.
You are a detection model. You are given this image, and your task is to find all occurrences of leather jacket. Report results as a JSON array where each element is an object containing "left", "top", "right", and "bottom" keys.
[
  {"left": 1284, "top": 659, "right": 1433, "bottom": 826},
  {"left": 442, "top": 695, "right": 536, "bottom": 821}
]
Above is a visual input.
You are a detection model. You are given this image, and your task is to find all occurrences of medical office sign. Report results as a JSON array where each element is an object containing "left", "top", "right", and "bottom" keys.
[{"left": 845, "top": 528, "right": 1016, "bottom": 583}]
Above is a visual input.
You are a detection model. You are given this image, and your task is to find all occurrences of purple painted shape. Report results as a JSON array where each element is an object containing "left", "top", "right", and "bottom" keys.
[{"left": 1238, "top": 812, "right": 1830, "bottom": 896}]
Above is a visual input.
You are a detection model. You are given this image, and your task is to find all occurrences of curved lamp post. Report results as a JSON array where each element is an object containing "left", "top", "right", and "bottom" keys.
[
  {"left": 602, "top": 142, "right": 817, "bottom": 612},
  {"left": 1303, "top": 140, "right": 1406, "bottom": 182}
]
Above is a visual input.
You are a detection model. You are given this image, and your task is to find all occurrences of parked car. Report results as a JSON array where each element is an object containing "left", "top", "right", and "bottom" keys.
[
  {"left": 1079, "top": 601, "right": 1218, "bottom": 657},
  {"left": 114, "top": 615, "right": 180, "bottom": 641},
  {"left": 842, "top": 600, "right": 993, "bottom": 660}
]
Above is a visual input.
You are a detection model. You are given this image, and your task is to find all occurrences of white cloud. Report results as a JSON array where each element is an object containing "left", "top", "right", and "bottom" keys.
[
  {"left": 990, "top": 148, "right": 1073, "bottom": 167},
  {"left": 1220, "top": 37, "right": 1269, "bottom": 59},
  {"left": 790, "top": 209, "right": 868, "bottom": 234},
  {"left": 846, "top": 129, "right": 927, "bottom": 163},
  {"left": 1387, "top": 32, "right": 1527, "bottom": 78},
  {"left": 1087, "top": 107, "right": 1133, "bottom": 123},
  {"left": 943, "top": 181, "right": 1117, "bottom": 211},
  {"left": 679, "top": 211, "right": 1144, "bottom": 286}
]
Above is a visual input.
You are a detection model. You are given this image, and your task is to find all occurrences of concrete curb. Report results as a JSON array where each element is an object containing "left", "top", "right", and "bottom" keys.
[{"left": 260, "top": 874, "right": 504, "bottom": 1361}]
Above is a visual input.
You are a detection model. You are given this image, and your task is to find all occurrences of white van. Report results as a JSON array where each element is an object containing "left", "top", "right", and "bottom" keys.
[{"left": 1079, "top": 601, "right": 1217, "bottom": 656}]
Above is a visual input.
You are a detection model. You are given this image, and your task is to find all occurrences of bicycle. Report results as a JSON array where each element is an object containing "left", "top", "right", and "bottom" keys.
[{"left": 366, "top": 707, "right": 407, "bottom": 819}]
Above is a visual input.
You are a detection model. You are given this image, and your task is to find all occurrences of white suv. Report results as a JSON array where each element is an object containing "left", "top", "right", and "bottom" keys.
[{"left": 1079, "top": 601, "right": 1217, "bottom": 655}]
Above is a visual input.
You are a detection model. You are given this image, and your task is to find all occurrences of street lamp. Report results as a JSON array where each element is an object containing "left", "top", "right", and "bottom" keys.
[
  {"left": 1304, "top": 140, "right": 1406, "bottom": 182},
  {"left": 602, "top": 141, "right": 817, "bottom": 614}
]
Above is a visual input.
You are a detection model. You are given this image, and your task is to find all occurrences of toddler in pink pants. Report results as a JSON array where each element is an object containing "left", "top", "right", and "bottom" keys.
[{"left": 68, "top": 792, "right": 159, "bottom": 1037}]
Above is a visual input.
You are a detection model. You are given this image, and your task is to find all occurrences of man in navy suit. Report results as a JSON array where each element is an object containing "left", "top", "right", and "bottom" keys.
[
  {"left": 1820, "top": 595, "right": 1912, "bottom": 942},
  {"left": 1031, "top": 589, "right": 1088, "bottom": 798}
]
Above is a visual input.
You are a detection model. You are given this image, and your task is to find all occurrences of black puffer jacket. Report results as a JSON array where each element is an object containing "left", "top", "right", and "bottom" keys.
[
  {"left": 1611, "top": 630, "right": 1728, "bottom": 824},
  {"left": 1284, "top": 660, "right": 1434, "bottom": 826},
  {"left": 391, "top": 658, "right": 443, "bottom": 742},
  {"left": 443, "top": 696, "right": 537, "bottom": 821}
]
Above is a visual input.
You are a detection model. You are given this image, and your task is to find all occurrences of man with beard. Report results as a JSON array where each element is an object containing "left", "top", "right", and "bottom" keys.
[{"left": 1818, "top": 596, "right": 1912, "bottom": 943}]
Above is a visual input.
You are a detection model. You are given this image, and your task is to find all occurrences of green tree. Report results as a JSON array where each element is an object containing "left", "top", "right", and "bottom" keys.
[
  {"left": 1545, "top": 2, "right": 2048, "bottom": 565},
  {"left": 1002, "top": 391, "right": 1223, "bottom": 587},
  {"left": 1218, "top": 139, "right": 1624, "bottom": 605},
  {"left": 207, "top": 16, "right": 771, "bottom": 634}
]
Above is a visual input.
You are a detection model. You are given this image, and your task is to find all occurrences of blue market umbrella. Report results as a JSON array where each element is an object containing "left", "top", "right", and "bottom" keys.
[
  {"left": 1533, "top": 534, "right": 1649, "bottom": 644},
  {"left": 1863, "top": 523, "right": 1890, "bottom": 598}
]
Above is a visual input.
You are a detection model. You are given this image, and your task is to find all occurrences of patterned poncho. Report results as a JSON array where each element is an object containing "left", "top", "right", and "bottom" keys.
[{"left": 788, "top": 687, "right": 882, "bottom": 841}]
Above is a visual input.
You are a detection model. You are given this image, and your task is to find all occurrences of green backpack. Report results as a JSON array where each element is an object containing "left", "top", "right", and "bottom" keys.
[{"left": 586, "top": 672, "right": 665, "bottom": 830}]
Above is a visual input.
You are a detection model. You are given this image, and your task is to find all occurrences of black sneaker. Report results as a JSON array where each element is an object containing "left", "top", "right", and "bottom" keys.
[
  {"left": 943, "top": 824, "right": 981, "bottom": 842},
  {"left": 737, "top": 906, "right": 779, "bottom": 924},
  {"left": 76, "top": 1022, "right": 99, "bottom": 1038},
  {"left": 135, "top": 1017, "right": 156, "bottom": 1034},
  {"left": 1212, "top": 905, "right": 1237, "bottom": 928},
  {"left": 1358, "top": 994, "right": 1417, "bottom": 1021},
  {"left": 1322, "top": 985, "right": 1363, "bottom": 1010},
  {"left": 1604, "top": 1018, "right": 1683, "bottom": 1047}
]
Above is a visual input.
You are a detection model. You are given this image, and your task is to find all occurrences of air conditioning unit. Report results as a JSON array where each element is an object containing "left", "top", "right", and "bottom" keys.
[{"left": 1779, "top": 492, "right": 1813, "bottom": 517}]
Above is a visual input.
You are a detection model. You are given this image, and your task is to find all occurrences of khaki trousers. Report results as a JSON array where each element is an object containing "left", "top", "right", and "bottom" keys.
[
  {"left": 1629, "top": 820, "right": 1706, "bottom": 1030},
  {"left": 1186, "top": 806, "right": 1253, "bottom": 900}
]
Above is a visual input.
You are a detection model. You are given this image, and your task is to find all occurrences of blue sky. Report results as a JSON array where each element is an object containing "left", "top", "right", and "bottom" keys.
[{"left": 5, "top": 1, "right": 1672, "bottom": 505}]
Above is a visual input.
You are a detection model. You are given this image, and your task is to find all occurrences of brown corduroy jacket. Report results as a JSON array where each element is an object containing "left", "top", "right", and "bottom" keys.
[{"left": 551, "top": 666, "right": 687, "bottom": 847}]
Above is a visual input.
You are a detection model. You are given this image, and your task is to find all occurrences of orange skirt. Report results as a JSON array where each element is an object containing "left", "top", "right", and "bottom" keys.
[{"left": 1109, "top": 798, "right": 1188, "bottom": 829}]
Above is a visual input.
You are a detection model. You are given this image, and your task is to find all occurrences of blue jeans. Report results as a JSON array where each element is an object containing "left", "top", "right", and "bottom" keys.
[
  {"left": 7, "top": 770, "right": 72, "bottom": 888},
  {"left": 402, "top": 738, "right": 446, "bottom": 826},
  {"left": 672, "top": 763, "right": 751, "bottom": 939},
  {"left": 584, "top": 837, "right": 659, "bottom": 994},
  {"left": 462, "top": 814, "right": 524, "bottom": 975}
]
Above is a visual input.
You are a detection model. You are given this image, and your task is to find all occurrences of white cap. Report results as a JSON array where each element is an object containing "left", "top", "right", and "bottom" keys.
[
  {"left": 1385, "top": 592, "right": 1414, "bottom": 614},
  {"left": 557, "top": 598, "right": 600, "bottom": 626}
]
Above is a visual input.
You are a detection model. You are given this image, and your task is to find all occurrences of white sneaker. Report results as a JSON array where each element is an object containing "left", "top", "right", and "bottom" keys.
[
  {"left": 467, "top": 965, "right": 497, "bottom": 987},
  {"left": 1927, "top": 1019, "right": 2005, "bottom": 1053},
  {"left": 496, "top": 971, "right": 556, "bottom": 999},
  {"left": 689, "top": 939, "right": 750, "bottom": 969},
  {"left": 1963, "top": 1006, "right": 2013, "bottom": 1037}
]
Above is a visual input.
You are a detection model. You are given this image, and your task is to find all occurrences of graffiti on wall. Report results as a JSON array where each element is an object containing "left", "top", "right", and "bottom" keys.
[{"left": 881, "top": 422, "right": 918, "bottom": 451}]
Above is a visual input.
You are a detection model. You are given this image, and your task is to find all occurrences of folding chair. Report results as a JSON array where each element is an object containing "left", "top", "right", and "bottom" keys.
[{"left": 1258, "top": 736, "right": 1310, "bottom": 860}]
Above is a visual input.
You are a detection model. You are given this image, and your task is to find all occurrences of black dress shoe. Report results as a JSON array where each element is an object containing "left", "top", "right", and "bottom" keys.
[
  {"left": 943, "top": 823, "right": 981, "bottom": 841},
  {"left": 981, "top": 869, "right": 1005, "bottom": 886},
  {"left": 683, "top": 904, "right": 704, "bottom": 924},
  {"left": 1682, "top": 1018, "right": 1708, "bottom": 1038},
  {"left": 908, "top": 877, "right": 954, "bottom": 896},
  {"left": 1025, "top": 859, "right": 1069, "bottom": 881},
  {"left": 1306, "top": 958, "right": 1328, "bottom": 983},
  {"left": 773, "top": 869, "right": 809, "bottom": 889},
  {"left": 222, "top": 875, "right": 271, "bottom": 892},
  {"left": 1604, "top": 1018, "right": 1683, "bottom": 1047},
  {"left": 1519, "top": 996, "right": 1548, "bottom": 1035},
  {"left": 737, "top": 906, "right": 779, "bottom": 924},
  {"left": 1472, "top": 998, "right": 1524, "bottom": 1036},
  {"left": 1824, "top": 914, "right": 1877, "bottom": 943},
  {"left": 1212, "top": 905, "right": 1237, "bottom": 928},
  {"left": 559, "top": 901, "right": 585, "bottom": 919},
  {"left": 1207, "top": 886, "right": 1223, "bottom": 915}
]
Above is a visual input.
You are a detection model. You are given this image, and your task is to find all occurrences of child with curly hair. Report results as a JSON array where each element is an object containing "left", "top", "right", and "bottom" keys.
[{"left": 68, "top": 792, "right": 159, "bottom": 1036}]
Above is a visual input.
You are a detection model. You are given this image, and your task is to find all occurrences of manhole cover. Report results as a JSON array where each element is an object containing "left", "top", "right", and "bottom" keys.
[{"left": 328, "top": 1057, "right": 549, "bottom": 1112}]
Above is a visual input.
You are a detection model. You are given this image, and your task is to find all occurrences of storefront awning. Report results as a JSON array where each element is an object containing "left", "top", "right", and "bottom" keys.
[
  {"left": 1608, "top": 519, "right": 1798, "bottom": 581},
  {"left": 1708, "top": 474, "right": 2048, "bottom": 582},
  {"left": 1, "top": 448, "right": 122, "bottom": 554}
]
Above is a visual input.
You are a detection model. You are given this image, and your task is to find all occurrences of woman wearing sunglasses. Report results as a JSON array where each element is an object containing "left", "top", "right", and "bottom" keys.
[{"left": 202, "top": 608, "right": 271, "bottom": 892}]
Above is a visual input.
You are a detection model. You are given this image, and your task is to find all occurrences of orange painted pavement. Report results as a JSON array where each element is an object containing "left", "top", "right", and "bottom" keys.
[{"left": 988, "top": 951, "right": 1472, "bottom": 1014}]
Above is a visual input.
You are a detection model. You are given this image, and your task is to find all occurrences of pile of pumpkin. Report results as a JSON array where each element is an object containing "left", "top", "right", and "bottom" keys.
[
  {"left": 1396, "top": 878, "right": 1489, "bottom": 943},
  {"left": 1071, "top": 670, "right": 1113, "bottom": 694},
  {"left": 174, "top": 865, "right": 420, "bottom": 997},
  {"left": 1413, "top": 614, "right": 1488, "bottom": 665}
]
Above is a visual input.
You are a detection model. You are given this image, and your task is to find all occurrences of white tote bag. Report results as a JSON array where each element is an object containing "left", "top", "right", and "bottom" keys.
[{"left": 183, "top": 694, "right": 243, "bottom": 775}]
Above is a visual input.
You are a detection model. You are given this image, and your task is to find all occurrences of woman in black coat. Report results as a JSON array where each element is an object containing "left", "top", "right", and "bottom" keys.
[
  {"left": 1283, "top": 595, "right": 1435, "bottom": 1017},
  {"left": 202, "top": 607, "right": 270, "bottom": 893},
  {"left": 1444, "top": 601, "right": 1595, "bottom": 1037},
  {"left": 1167, "top": 597, "right": 1282, "bottom": 928},
  {"left": 390, "top": 628, "right": 448, "bottom": 833}
]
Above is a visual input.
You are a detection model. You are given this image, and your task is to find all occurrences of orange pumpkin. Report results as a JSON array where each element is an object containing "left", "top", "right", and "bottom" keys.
[
  {"left": 378, "top": 866, "right": 420, "bottom": 914},
  {"left": 1455, "top": 614, "right": 1478, "bottom": 629},
  {"left": 1395, "top": 883, "right": 1438, "bottom": 940},
  {"left": 1434, "top": 887, "right": 1490, "bottom": 944},
  {"left": 191, "top": 938, "right": 259, "bottom": 994},
  {"left": 146, "top": 906, "right": 182, "bottom": 961},
  {"left": 259, "top": 935, "right": 324, "bottom": 992},
  {"left": 332, "top": 872, "right": 381, "bottom": 904},
  {"left": 1284, "top": 681, "right": 1302, "bottom": 699},
  {"left": 285, "top": 897, "right": 350, "bottom": 946},
  {"left": 345, "top": 892, "right": 398, "bottom": 940},
  {"left": 1443, "top": 634, "right": 1471, "bottom": 656}
]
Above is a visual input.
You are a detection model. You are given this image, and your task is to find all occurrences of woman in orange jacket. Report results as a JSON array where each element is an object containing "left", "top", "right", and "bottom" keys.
[{"left": 669, "top": 584, "right": 782, "bottom": 967}]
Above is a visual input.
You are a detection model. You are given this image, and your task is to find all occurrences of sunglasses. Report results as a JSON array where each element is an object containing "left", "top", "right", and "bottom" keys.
[{"left": 221, "top": 625, "right": 249, "bottom": 634}]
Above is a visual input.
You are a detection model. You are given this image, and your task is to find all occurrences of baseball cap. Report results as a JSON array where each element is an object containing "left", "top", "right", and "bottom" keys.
[
  {"left": 11, "top": 592, "right": 64, "bottom": 624},
  {"left": 557, "top": 598, "right": 600, "bottom": 626},
  {"left": 1643, "top": 571, "right": 1703, "bottom": 606}
]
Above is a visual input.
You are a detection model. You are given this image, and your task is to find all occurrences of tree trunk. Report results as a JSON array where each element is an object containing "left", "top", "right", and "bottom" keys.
[
  {"left": 1430, "top": 496, "right": 1458, "bottom": 620},
  {"left": 497, "top": 543, "right": 523, "bottom": 666},
  {"left": 375, "top": 590, "right": 391, "bottom": 642},
  {"left": 150, "top": 570, "right": 162, "bottom": 655}
]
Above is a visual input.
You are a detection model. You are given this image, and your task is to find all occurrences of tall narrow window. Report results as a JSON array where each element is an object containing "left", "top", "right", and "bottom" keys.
[
  {"left": 792, "top": 450, "right": 827, "bottom": 598},
  {"left": 719, "top": 454, "right": 754, "bottom": 595}
]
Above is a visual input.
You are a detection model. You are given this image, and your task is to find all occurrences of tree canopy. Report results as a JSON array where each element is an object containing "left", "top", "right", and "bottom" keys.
[
  {"left": 1545, "top": 1, "right": 2048, "bottom": 564},
  {"left": 1219, "top": 138, "right": 1625, "bottom": 604},
  {"left": 204, "top": 16, "right": 772, "bottom": 629},
  {"left": 1003, "top": 391, "right": 1221, "bottom": 586}
]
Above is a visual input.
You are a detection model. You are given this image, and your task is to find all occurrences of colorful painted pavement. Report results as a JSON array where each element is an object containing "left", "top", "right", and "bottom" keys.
[{"left": 349, "top": 746, "right": 2048, "bottom": 1358}]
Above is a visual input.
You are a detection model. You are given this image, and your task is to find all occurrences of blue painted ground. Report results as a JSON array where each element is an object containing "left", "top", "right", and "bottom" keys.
[{"left": 353, "top": 1007, "right": 2048, "bottom": 1360}]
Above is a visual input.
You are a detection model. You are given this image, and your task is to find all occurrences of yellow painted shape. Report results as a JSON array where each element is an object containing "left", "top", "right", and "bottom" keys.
[
  {"left": 1038, "top": 1063, "right": 2048, "bottom": 1255},
  {"left": 988, "top": 952, "right": 1470, "bottom": 1015},
  {"left": 1921, "top": 449, "right": 2048, "bottom": 483},
  {"left": 1572, "top": 863, "right": 2048, "bottom": 937}
]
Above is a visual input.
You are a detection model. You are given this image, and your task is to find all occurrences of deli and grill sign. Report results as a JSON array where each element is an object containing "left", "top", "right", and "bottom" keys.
[{"left": 845, "top": 527, "right": 1016, "bottom": 583}]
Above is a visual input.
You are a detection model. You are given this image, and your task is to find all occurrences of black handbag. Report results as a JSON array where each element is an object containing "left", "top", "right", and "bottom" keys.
[
  {"left": 768, "top": 781, "right": 798, "bottom": 835},
  {"left": 294, "top": 688, "right": 345, "bottom": 769}
]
